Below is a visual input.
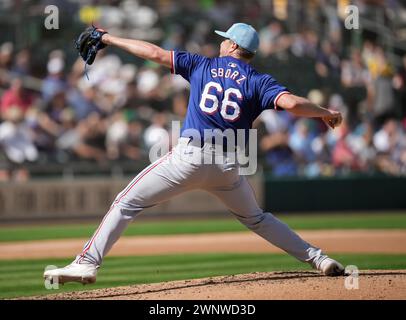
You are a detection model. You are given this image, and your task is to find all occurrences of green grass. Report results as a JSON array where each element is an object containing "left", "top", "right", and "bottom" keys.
[
  {"left": 1, "top": 253, "right": 405, "bottom": 299},
  {"left": 0, "top": 212, "right": 406, "bottom": 242}
]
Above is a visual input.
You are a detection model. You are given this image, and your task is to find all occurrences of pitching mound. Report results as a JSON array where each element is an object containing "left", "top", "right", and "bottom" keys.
[{"left": 32, "top": 270, "right": 406, "bottom": 300}]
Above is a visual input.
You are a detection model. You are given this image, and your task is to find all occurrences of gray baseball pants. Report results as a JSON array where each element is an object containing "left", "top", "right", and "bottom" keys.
[{"left": 75, "top": 137, "right": 323, "bottom": 266}]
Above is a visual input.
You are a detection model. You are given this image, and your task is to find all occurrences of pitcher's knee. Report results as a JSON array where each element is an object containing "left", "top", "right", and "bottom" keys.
[
  {"left": 234, "top": 211, "right": 269, "bottom": 230},
  {"left": 112, "top": 199, "right": 144, "bottom": 218}
]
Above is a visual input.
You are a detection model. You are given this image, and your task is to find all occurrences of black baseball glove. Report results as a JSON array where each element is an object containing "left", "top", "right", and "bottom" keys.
[{"left": 74, "top": 25, "right": 108, "bottom": 66}]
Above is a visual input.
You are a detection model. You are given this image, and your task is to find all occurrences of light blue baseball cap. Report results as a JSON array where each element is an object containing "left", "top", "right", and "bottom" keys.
[{"left": 215, "top": 23, "right": 259, "bottom": 54}]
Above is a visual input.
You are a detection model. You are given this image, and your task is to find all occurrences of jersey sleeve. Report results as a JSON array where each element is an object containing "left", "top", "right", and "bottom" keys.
[
  {"left": 257, "top": 75, "right": 290, "bottom": 111},
  {"left": 171, "top": 51, "right": 207, "bottom": 82}
]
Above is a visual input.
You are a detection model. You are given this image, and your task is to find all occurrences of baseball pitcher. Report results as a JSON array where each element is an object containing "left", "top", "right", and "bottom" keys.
[{"left": 44, "top": 23, "right": 344, "bottom": 285}]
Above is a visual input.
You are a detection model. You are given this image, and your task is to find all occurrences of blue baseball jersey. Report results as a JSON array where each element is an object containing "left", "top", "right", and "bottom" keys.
[{"left": 170, "top": 51, "right": 289, "bottom": 145}]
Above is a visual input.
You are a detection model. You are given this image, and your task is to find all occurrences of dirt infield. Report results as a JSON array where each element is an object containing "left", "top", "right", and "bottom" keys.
[
  {"left": 30, "top": 270, "right": 406, "bottom": 300},
  {"left": 1, "top": 229, "right": 406, "bottom": 260}
]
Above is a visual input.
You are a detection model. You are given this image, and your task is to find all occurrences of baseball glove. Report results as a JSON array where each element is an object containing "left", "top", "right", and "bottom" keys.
[{"left": 74, "top": 25, "right": 108, "bottom": 66}]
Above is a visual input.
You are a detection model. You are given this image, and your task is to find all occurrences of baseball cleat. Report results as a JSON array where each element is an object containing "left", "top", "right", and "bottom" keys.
[
  {"left": 318, "top": 257, "right": 345, "bottom": 276},
  {"left": 43, "top": 262, "right": 98, "bottom": 285}
]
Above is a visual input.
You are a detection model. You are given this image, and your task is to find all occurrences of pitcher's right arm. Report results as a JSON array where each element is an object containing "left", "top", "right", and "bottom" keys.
[{"left": 276, "top": 93, "right": 343, "bottom": 129}]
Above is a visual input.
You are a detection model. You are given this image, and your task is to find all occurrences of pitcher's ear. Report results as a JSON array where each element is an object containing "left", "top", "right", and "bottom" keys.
[{"left": 229, "top": 41, "right": 239, "bottom": 52}]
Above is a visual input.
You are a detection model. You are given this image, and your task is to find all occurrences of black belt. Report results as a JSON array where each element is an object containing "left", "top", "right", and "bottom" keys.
[{"left": 181, "top": 136, "right": 238, "bottom": 153}]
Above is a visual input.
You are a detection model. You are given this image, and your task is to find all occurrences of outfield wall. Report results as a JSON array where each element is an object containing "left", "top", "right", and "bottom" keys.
[
  {"left": 265, "top": 175, "right": 406, "bottom": 212},
  {"left": 0, "top": 176, "right": 263, "bottom": 222},
  {"left": 1, "top": 175, "right": 405, "bottom": 222}
]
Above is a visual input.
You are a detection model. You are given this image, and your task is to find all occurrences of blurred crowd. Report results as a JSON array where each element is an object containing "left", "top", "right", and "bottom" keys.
[{"left": 0, "top": 0, "right": 405, "bottom": 180}]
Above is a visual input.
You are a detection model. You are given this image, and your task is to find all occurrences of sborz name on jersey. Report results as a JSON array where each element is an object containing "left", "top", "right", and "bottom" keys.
[
  {"left": 193, "top": 304, "right": 255, "bottom": 315},
  {"left": 210, "top": 67, "right": 247, "bottom": 84}
]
